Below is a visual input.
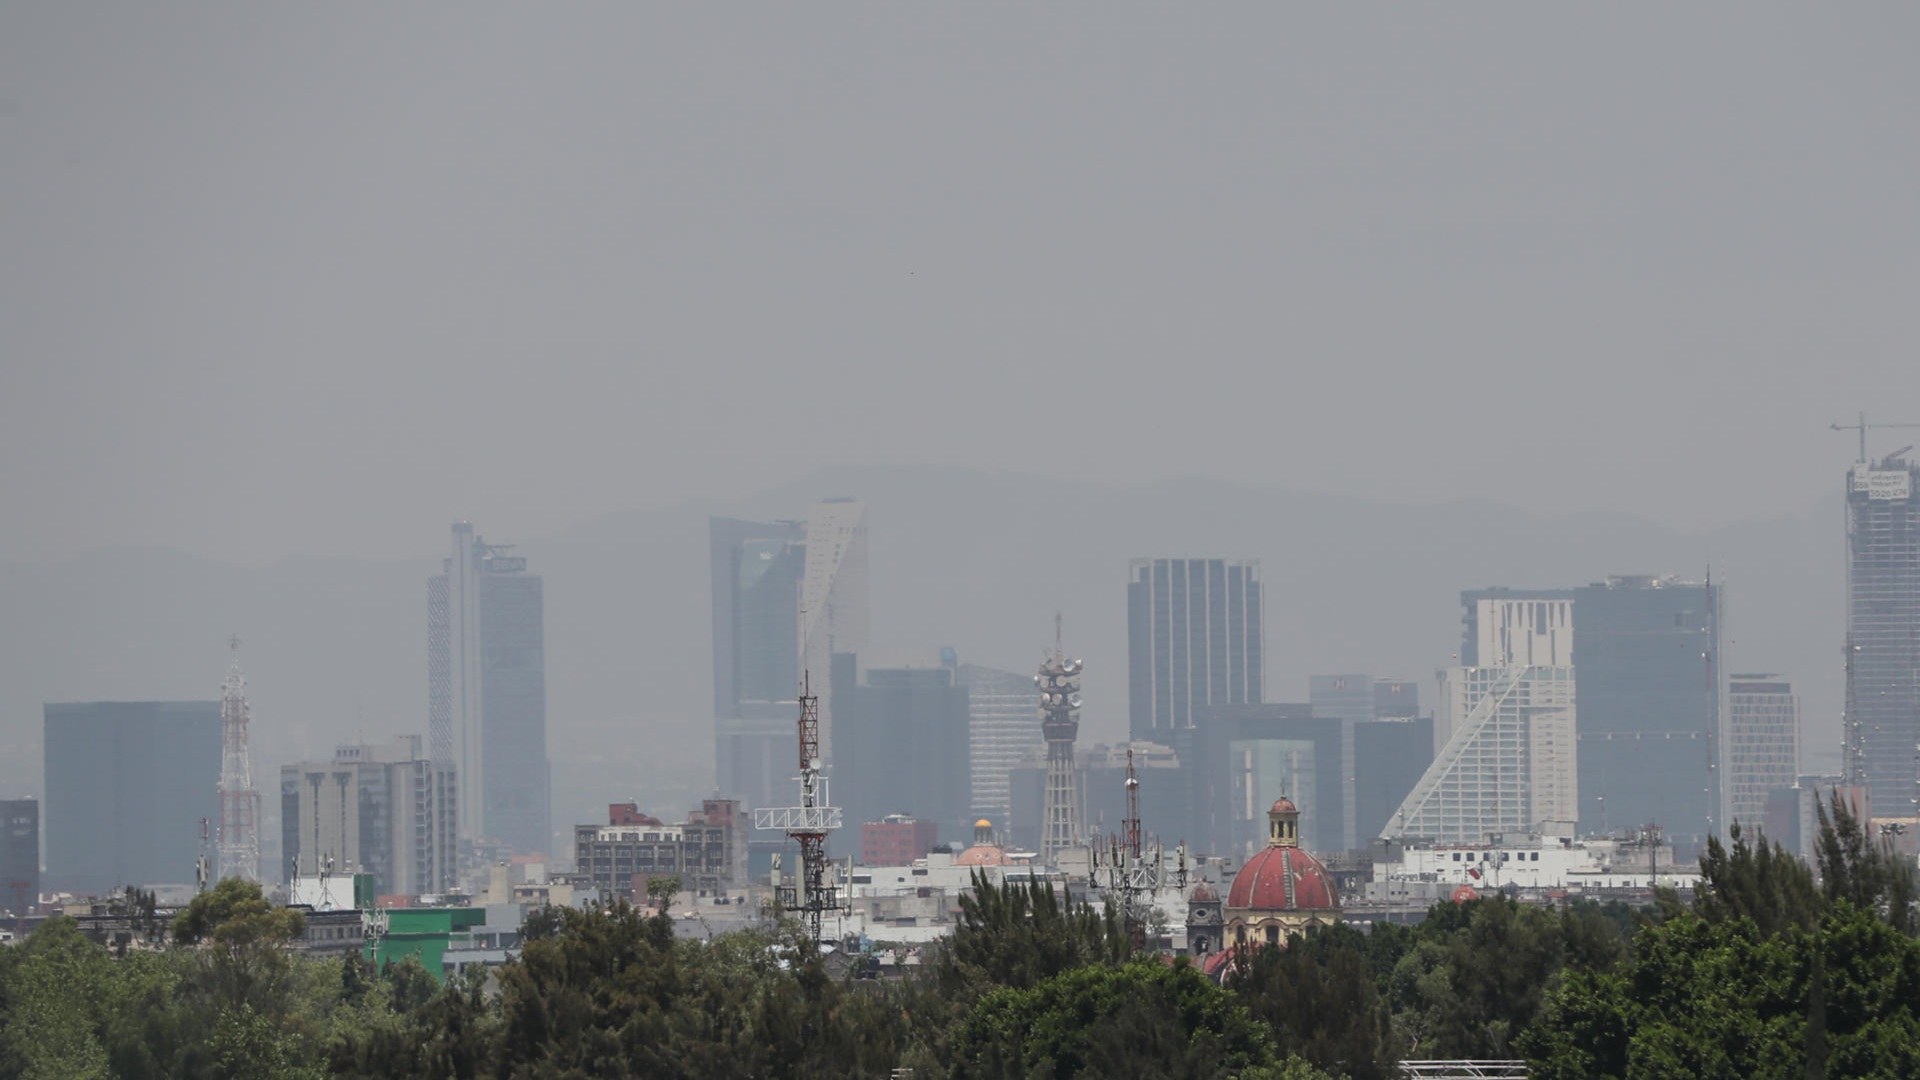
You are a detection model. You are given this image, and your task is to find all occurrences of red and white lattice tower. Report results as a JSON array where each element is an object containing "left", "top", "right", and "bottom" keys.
[
  {"left": 752, "top": 673, "right": 845, "bottom": 943},
  {"left": 216, "top": 636, "right": 261, "bottom": 883}
]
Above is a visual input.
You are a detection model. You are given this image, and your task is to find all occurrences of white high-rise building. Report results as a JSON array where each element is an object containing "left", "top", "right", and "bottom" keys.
[
  {"left": 800, "top": 499, "right": 869, "bottom": 760},
  {"left": 1390, "top": 596, "right": 1577, "bottom": 841}
]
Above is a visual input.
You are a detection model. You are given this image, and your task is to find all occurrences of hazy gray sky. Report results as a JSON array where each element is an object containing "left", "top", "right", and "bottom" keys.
[{"left": 4, "top": 4, "right": 1916, "bottom": 563}]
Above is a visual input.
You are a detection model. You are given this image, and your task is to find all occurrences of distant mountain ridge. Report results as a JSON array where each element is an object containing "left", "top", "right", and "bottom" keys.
[{"left": 0, "top": 464, "right": 1844, "bottom": 849}]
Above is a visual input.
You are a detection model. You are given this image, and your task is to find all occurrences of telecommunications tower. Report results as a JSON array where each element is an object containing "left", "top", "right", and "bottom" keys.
[
  {"left": 1092, "top": 749, "right": 1185, "bottom": 949},
  {"left": 752, "top": 674, "right": 845, "bottom": 943},
  {"left": 1037, "top": 617, "right": 1084, "bottom": 861},
  {"left": 216, "top": 637, "right": 261, "bottom": 883}
]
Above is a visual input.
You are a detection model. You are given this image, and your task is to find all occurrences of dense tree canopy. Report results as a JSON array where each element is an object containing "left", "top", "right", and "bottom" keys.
[{"left": 3, "top": 808, "right": 1914, "bottom": 1080}]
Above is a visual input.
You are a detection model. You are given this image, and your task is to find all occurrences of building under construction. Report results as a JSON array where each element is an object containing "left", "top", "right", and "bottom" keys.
[{"left": 1845, "top": 453, "right": 1920, "bottom": 819}]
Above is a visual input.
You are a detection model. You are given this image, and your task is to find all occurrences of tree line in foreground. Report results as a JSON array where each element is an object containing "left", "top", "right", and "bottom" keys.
[{"left": 1, "top": 794, "right": 1916, "bottom": 1079}]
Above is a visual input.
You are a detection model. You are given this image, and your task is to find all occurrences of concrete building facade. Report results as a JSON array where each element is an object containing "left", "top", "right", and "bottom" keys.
[
  {"left": 280, "top": 736, "right": 458, "bottom": 899},
  {"left": 571, "top": 799, "right": 744, "bottom": 900},
  {"left": 1727, "top": 674, "right": 1799, "bottom": 833}
]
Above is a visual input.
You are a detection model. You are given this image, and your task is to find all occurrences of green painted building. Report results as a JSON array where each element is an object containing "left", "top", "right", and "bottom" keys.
[{"left": 369, "top": 906, "right": 486, "bottom": 981}]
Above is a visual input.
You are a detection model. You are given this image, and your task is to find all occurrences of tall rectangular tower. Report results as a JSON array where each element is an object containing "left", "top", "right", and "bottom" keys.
[
  {"left": 711, "top": 516, "right": 808, "bottom": 810},
  {"left": 43, "top": 701, "right": 221, "bottom": 895},
  {"left": 1127, "top": 558, "right": 1264, "bottom": 741},
  {"left": 1846, "top": 457, "right": 1920, "bottom": 818},
  {"left": 1571, "top": 576, "right": 1721, "bottom": 847},
  {"left": 830, "top": 652, "right": 972, "bottom": 840},
  {"left": 428, "top": 523, "right": 549, "bottom": 857},
  {"left": 1, "top": 798, "right": 38, "bottom": 918},
  {"left": 956, "top": 662, "right": 1043, "bottom": 826},
  {"left": 1727, "top": 674, "right": 1799, "bottom": 832}
]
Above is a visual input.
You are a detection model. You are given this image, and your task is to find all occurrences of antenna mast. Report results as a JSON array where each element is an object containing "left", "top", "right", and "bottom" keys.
[
  {"left": 752, "top": 673, "right": 845, "bottom": 943},
  {"left": 216, "top": 637, "right": 261, "bottom": 883},
  {"left": 1092, "top": 748, "right": 1178, "bottom": 951}
]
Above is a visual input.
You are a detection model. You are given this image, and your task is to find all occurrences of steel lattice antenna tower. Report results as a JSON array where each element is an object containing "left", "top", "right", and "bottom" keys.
[
  {"left": 1038, "top": 615, "right": 1084, "bottom": 861},
  {"left": 752, "top": 673, "right": 845, "bottom": 943},
  {"left": 216, "top": 636, "right": 261, "bottom": 883}
]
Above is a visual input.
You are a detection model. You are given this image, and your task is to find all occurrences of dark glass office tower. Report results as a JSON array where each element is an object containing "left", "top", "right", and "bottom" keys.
[
  {"left": 1845, "top": 457, "right": 1920, "bottom": 819},
  {"left": 830, "top": 653, "right": 972, "bottom": 841},
  {"left": 429, "top": 523, "right": 549, "bottom": 857},
  {"left": 43, "top": 701, "right": 221, "bottom": 895},
  {"left": 1570, "top": 576, "right": 1721, "bottom": 848},
  {"left": 1459, "top": 580, "right": 1721, "bottom": 848},
  {"left": 1128, "top": 558, "right": 1264, "bottom": 741},
  {"left": 710, "top": 517, "right": 808, "bottom": 810},
  {"left": 1310, "top": 675, "right": 1431, "bottom": 849}
]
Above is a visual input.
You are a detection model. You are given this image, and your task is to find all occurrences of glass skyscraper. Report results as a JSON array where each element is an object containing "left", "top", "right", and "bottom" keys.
[
  {"left": 43, "top": 701, "right": 221, "bottom": 895},
  {"left": 1127, "top": 558, "right": 1264, "bottom": 741},
  {"left": 1457, "top": 578, "right": 1722, "bottom": 849},
  {"left": 710, "top": 502, "right": 868, "bottom": 810},
  {"left": 428, "top": 523, "right": 549, "bottom": 857}
]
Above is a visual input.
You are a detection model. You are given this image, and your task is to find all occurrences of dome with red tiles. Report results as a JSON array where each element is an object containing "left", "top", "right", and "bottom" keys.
[
  {"left": 1226, "top": 844, "right": 1337, "bottom": 911},
  {"left": 1220, "top": 794, "right": 1340, "bottom": 946}
]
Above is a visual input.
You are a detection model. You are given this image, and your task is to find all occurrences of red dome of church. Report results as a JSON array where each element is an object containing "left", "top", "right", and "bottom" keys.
[
  {"left": 1227, "top": 845, "right": 1338, "bottom": 911},
  {"left": 1225, "top": 795, "right": 1339, "bottom": 913}
]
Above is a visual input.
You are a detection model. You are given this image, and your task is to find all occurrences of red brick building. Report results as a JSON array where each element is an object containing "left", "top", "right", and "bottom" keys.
[{"left": 860, "top": 815, "right": 938, "bottom": 866}]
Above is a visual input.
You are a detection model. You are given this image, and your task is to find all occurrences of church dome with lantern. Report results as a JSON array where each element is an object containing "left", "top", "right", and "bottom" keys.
[
  {"left": 955, "top": 818, "right": 1012, "bottom": 867},
  {"left": 1222, "top": 796, "right": 1341, "bottom": 950}
]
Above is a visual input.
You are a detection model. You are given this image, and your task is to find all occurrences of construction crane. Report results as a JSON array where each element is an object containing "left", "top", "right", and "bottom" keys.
[{"left": 1831, "top": 413, "right": 1920, "bottom": 464}]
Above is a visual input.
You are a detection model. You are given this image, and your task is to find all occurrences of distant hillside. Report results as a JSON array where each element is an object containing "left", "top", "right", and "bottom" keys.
[{"left": 0, "top": 465, "right": 1844, "bottom": 854}]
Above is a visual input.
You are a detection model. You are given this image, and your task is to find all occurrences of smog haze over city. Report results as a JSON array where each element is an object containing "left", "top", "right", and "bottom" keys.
[{"left": 4, "top": 5, "right": 1919, "bottom": 853}]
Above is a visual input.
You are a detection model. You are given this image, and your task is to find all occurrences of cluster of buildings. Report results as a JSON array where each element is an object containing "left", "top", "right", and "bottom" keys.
[{"left": 9, "top": 444, "right": 1920, "bottom": 974}]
